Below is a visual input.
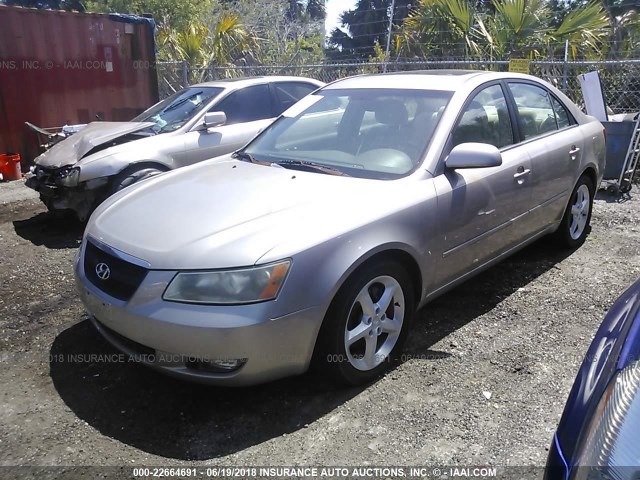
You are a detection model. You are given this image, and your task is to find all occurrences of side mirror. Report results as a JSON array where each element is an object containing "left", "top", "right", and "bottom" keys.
[
  {"left": 203, "top": 111, "right": 227, "bottom": 128},
  {"left": 445, "top": 143, "right": 502, "bottom": 169}
]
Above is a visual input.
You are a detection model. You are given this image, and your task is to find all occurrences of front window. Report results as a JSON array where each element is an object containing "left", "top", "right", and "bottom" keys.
[
  {"left": 132, "top": 87, "right": 223, "bottom": 133},
  {"left": 451, "top": 84, "right": 514, "bottom": 150},
  {"left": 243, "top": 88, "right": 452, "bottom": 179}
]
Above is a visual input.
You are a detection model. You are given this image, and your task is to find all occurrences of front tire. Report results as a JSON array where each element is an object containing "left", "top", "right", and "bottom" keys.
[
  {"left": 110, "top": 165, "right": 166, "bottom": 195},
  {"left": 314, "top": 260, "right": 415, "bottom": 386},
  {"left": 555, "top": 174, "right": 594, "bottom": 248}
]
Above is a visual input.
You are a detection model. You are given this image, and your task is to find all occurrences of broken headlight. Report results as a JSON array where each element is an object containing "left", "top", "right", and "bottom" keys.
[
  {"left": 55, "top": 167, "right": 80, "bottom": 187},
  {"left": 163, "top": 261, "right": 291, "bottom": 305}
]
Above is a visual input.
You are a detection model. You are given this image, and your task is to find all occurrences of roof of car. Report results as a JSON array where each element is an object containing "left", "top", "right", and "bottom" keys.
[
  {"left": 192, "top": 76, "right": 324, "bottom": 88},
  {"left": 322, "top": 70, "right": 512, "bottom": 92}
]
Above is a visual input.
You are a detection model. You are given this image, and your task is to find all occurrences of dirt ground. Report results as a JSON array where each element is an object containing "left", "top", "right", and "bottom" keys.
[{"left": 1, "top": 179, "right": 639, "bottom": 473}]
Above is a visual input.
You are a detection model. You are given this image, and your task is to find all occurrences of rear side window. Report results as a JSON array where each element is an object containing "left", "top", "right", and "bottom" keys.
[
  {"left": 551, "top": 96, "right": 572, "bottom": 129},
  {"left": 451, "top": 84, "right": 514, "bottom": 149},
  {"left": 273, "top": 82, "right": 318, "bottom": 115},
  {"left": 214, "top": 84, "right": 273, "bottom": 125},
  {"left": 508, "top": 83, "right": 558, "bottom": 140}
]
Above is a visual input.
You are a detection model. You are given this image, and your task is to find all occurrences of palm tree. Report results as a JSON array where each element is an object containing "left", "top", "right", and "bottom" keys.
[
  {"left": 158, "top": 13, "right": 259, "bottom": 83},
  {"left": 399, "top": 0, "right": 610, "bottom": 60},
  {"left": 400, "top": 0, "right": 477, "bottom": 58}
]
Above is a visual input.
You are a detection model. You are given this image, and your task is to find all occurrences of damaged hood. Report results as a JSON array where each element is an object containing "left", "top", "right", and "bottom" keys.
[
  {"left": 34, "top": 121, "right": 155, "bottom": 168},
  {"left": 88, "top": 158, "right": 413, "bottom": 270}
]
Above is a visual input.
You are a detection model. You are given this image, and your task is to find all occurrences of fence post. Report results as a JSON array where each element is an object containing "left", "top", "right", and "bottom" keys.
[
  {"left": 383, "top": 0, "right": 396, "bottom": 73},
  {"left": 562, "top": 40, "right": 569, "bottom": 92},
  {"left": 181, "top": 60, "right": 189, "bottom": 88}
]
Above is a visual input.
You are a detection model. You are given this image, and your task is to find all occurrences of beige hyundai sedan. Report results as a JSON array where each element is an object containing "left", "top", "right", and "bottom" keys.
[{"left": 75, "top": 71, "right": 605, "bottom": 386}]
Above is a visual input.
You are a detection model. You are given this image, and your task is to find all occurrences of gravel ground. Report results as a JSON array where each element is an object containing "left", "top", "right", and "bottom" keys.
[{"left": 0, "top": 179, "right": 639, "bottom": 473}]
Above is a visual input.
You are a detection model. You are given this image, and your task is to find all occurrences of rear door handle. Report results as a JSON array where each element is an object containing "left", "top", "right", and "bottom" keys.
[
  {"left": 513, "top": 168, "right": 531, "bottom": 179},
  {"left": 569, "top": 146, "right": 581, "bottom": 158}
]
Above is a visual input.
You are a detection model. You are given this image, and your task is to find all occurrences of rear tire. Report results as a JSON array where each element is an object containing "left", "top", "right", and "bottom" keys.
[
  {"left": 554, "top": 174, "right": 594, "bottom": 248},
  {"left": 313, "top": 260, "right": 415, "bottom": 386}
]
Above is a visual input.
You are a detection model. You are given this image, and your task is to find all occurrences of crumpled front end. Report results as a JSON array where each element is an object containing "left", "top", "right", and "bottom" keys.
[{"left": 25, "top": 165, "right": 109, "bottom": 220}]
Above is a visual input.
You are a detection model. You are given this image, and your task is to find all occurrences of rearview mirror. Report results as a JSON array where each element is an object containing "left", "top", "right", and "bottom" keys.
[
  {"left": 203, "top": 111, "right": 227, "bottom": 128},
  {"left": 445, "top": 143, "right": 502, "bottom": 169}
]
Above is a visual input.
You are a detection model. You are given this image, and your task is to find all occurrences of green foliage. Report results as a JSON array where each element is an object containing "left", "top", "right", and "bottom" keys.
[
  {"left": 158, "top": 13, "right": 258, "bottom": 81},
  {"left": 217, "top": 0, "right": 326, "bottom": 65},
  {"left": 326, "top": 0, "right": 413, "bottom": 60},
  {"left": 400, "top": 0, "right": 612, "bottom": 60},
  {"left": 5, "top": 0, "right": 85, "bottom": 11},
  {"left": 85, "top": 0, "right": 211, "bottom": 30}
]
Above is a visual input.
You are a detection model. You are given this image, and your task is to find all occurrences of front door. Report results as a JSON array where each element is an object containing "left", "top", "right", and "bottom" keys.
[
  {"left": 178, "top": 84, "right": 275, "bottom": 166},
  {"left": 431, "top": 83, "right": 535, "bottom": 288}
]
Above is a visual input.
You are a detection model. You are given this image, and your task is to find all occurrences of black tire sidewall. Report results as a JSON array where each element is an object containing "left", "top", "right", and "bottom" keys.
[
  {"left": 558, "top": 175, "right": 595, "bottom": 248},
  {"left": 110, "top": 166, "right": 164, "bottom": 195},
  {"left": 315, "top": 260, "right": 415, "bottom": 386}
]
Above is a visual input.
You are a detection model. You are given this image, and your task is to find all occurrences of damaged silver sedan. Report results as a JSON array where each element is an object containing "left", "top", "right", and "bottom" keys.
[{"left": 26, "top": 76, "right": 323, "bottom": 220}]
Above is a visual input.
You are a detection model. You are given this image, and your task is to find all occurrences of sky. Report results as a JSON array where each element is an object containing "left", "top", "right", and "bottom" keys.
[{"left": 324, "top": 0, "right": 358, "bottom": 35}]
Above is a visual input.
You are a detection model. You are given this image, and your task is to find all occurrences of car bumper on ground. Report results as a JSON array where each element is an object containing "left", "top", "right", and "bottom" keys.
[{"left": 73, "top": 245, "right": 324, "bottom": 386}]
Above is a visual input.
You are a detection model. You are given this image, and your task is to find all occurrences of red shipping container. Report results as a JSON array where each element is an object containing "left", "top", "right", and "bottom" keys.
[{"left": 0, "top": 5, "right": 159, "bottom": 168}]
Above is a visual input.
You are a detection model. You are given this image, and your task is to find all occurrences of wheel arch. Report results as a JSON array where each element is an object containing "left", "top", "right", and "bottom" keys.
[
  {"left": 112, "top": 160, "right": 172, "bottom": 178},
  {"left": 309, "top": 245, "right": 424, "bottom": 351},
  {"left": 581, "top": 165, "right": 598, "bottom": 191}
]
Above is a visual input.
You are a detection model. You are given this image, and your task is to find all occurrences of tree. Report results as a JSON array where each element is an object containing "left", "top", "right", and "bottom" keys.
[
  {"left": 399, "top": 0, "right": 610, "bottom": 60},
  {"left": 85, "top": 0, "right": 211, "bottom": 30},
  {"left": 158, "top": 13, "right": 258, "bottom": 81},
  {"left": 5, "top": 0, "right": 85, "bottom": 11},
  {"left": 399, "top": 0, "right": 477, "bottom": 58},
  {"left": 286, "top": 0, "right": 326, "bottom": 21},
  {"left": 216, "top": 0, "right": 326, "bottom": 65},
  {"left": 599, "top": 0, "right": 640, "bottom": 58},
  {"left": 326, "top": 0, "right": 413, "bottom": 60}
]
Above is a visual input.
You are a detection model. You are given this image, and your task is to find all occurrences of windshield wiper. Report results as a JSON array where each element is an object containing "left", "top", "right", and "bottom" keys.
[
  {"left": 232, "top": 150, "right": 273, "bottom": 166},
  {"left": 275, "top": 159, "right": 349, "bottom": 176}
]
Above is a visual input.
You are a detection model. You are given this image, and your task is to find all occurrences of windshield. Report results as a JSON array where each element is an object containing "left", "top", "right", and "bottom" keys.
[
  {"left": 243, "top": 88, "right": 452, "bottom": 179},
  {"left": 132, "top": 87, "right": 223, "bottom": 133}
]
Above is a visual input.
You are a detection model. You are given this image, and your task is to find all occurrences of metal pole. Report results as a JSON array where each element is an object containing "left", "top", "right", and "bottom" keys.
[
  {"left": 383, "top": 0, "right": 396, "bottom": 73},
  {"left": 181, "top": 60, "right": 189, "bottom": 87},
  {"left": 562, "top": 40, "right": 569, "bottom": 92}
]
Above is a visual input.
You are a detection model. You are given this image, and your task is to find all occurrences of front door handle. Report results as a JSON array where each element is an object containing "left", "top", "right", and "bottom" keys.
[{"left": 513, "top": 168, "right": 531, "bottom": 179}]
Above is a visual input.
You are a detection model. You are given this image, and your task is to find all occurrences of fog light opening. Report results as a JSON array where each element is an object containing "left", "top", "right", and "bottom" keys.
[{"left": 185, "top": 357, "right": 247, "bottom": 374}]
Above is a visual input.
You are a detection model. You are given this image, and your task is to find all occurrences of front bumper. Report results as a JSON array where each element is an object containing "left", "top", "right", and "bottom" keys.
[
  {"left": 26, "top": 170, "right": 108, "bottom": 220},
  {"left": 74, "top": 243, "right": 324, "bottom": 386}
]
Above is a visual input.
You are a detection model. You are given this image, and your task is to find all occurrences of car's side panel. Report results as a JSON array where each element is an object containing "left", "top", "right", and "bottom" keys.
[
  {"left": 525, "top": 126, "right": 582, "bottom": 228},
  {"left": 178, "top": 120, "right": 273, "bottom": 166},
  {"left": 430, "top": 145, "right": 535, "bottom": 287}
]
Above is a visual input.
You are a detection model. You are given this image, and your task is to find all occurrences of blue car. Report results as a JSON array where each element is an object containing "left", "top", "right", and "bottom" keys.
[{"left": 546, "top": 277, "right": 640, "bottom": 479}]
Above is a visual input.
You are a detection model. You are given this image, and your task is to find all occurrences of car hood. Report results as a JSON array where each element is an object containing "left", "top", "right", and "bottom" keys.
[
  {"left": 34, "top": 121, "right": 155, "bottom": 168},
  {"left": 88, "top": 158, "right": 412, "bottom": 270}
]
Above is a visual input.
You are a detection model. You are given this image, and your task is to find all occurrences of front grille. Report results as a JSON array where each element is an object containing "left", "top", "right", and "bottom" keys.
[{"left": 84, "top": 240, "right": 148, "bottom": 301}]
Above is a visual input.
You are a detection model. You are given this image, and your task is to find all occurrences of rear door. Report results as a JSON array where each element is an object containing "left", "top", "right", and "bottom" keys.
[
  {"left": 506, "top": 82, "right": 583, "bottom": 228},
  {"left": 432, "top": 83, "right": 536, "bottom": 287}
]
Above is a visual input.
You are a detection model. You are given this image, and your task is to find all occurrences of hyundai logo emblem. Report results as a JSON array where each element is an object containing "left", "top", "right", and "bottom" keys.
[{"left": 95, "top": 262, "right": 111, "bottom": 280}]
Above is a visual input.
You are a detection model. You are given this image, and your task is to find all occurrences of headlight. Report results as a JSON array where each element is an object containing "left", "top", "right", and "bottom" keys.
[
  {"left": 163, "top": 260, "right": 291, "bottom": 305},
  {"left": 572, "top": 360, "right": 640, "bottom": 479},
  {"left": 55, "top": 166, "right": 80, "bottom": 187}
]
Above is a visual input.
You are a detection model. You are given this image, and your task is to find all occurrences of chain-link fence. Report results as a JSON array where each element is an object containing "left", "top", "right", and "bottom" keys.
[{"left": 157, "top": 58, "right": 640, "bottom": 114}]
